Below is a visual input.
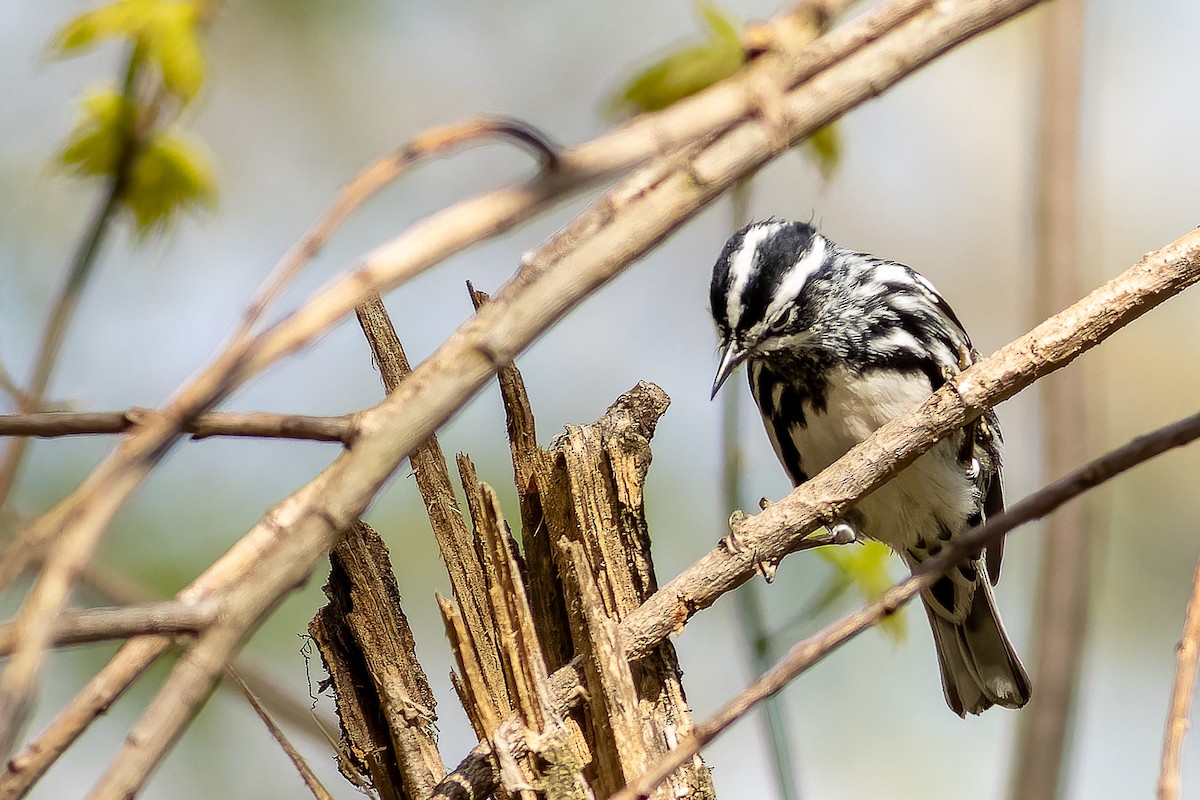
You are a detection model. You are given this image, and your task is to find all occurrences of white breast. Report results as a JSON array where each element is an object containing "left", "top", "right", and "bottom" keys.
[{"left": 783, "top": 366, "right": 976, "bottom": 554}]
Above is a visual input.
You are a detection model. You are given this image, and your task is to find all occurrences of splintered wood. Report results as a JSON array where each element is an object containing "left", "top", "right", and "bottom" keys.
[
  {"left": 311, "top": 290, "right": 713, "bottom": 799},
  {"left": 440, "top": 378, "right": 713, "bottom": 800},
  {"left": 308, "top": 521, "right": 444, "bottom": 800}
]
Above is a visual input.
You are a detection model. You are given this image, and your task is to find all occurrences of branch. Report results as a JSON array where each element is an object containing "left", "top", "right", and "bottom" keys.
[
  {"left": 0, "top": 409, "right": 355, "bottom": 443},
  {"left": 0, "top": 602, "right": 215, "bottom": 657},
  {"left": 429, "top": 227, "right": 1200, "bottom": 799},
  {"left": 1011, "top": 1, "right": 1092, "bottom": 797},
  {"left": 612, "top": 409, "right": 1200, "bottom": 800},
  {"left": 0, "top": 638, "right": 172, "bottom": 800},
  {"left": 1158, "top": 550, "right": 1200, "bottom": 800},
  {"left": 237, "top": 115, "right": 560, "bottom": 337},
  {"left": 0, "top": 562, "right": 335, "bottom": 800},
  {"left": 0, "top": 48, "right": 143, "bottom": 509}
]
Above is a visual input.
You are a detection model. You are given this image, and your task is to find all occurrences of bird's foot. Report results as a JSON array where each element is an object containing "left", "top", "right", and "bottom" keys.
[
  {"left": 827, "top": 519, "right": 860, "bottom": 545},
  {"left": 722, "top": 509, "right": 780, "bottom": 583}
]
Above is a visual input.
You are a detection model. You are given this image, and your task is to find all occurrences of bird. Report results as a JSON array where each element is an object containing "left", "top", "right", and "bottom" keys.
[{"left": 709, "top": 219, "right": 1031, "bottom": 716}]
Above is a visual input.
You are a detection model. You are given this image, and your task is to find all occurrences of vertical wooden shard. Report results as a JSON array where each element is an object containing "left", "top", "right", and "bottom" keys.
[{"left": 308, "top": 520, "right": 444, "bottom": 800}]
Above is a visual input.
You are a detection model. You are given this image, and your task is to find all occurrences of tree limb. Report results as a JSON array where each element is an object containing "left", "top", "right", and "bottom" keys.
[{"left": 613, "top": 409, "right": 1200, "bottom": 800}]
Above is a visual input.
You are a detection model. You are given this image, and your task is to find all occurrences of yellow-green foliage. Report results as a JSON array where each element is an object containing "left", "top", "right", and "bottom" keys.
[
  {"left": 608, "top": 2, "right": 745, "bottom": 117},
  {"left": 607, "top": 2, "right": 842, "bottom": 180},
  {"left": 49, "top": 0, "right": 213, "bottom": 234},
  {"left": 813, "top": 539, "right": 908, "bottom": 641}
]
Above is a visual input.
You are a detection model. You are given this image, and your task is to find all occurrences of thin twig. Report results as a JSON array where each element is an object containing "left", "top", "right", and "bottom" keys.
[
  {"left": 1010, "top": 2, "right": 1092, "bottom": 798},
  {"left": 0, "top": 562, "right": 334, "bottom": 800},
  {"left": 238, "top": 115, "right": 560, "bottom": 337},
  {"left": 225, "top": 669, "right": 335, "bottom": 800},
  {"left": 0, "top": 409, "right": 355, "bottom": 443},
  {"left": 611, "top": 410, "right": 1200, "bottom": 800},
  {"left": 0, "top": 602, "right": 215, "bottom": 657},
  {"left": 0, "top": 49, "right": 143, "bottom": 509},
  {"left": 1157, "top": 551, "right": 1200, "bottom": 800},
  {"left": 0, "top": 638, "right": 172, "bottom": 800}
]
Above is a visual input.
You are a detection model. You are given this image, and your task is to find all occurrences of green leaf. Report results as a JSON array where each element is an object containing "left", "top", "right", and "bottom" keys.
[
  {"left": 141, "top": 2, "right": 205, "bottom": 101},
  {"left": 49, "top": 0, "right": 206, "bottom": 102},
  {"left": 123, "top": 131, "right": 216, "bottom": 232},
  {"left": 814, "top": 539, "right": 907, "bottom": 641},
  {"left": 47, "top": 2, "right": 139, "bottom": 56},
  {"left": 799, "top": 121, "right": 842, "bottom": 181},
  {"left": 54, "top": 88, "right": 136, "bottom": 178},
  {"left": 608, "top": 2, "right": 745, "bottom": 117}
]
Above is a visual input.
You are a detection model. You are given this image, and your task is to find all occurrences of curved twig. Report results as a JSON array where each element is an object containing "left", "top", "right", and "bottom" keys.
[{"left": 237, "top": 115, "right": 561, "bottom": 336}]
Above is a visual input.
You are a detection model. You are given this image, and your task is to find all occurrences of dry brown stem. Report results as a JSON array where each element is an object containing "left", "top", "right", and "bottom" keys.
[
  {"left": 0, "top": 409, "right": 354, "bottom": 443},
  {"left": 0, "top": 602, "right": 214, "bottom": 657},
  {"left": 226, "top": 670, "right": 336, "bottom": 800},
  {"left": 1011, "top": 2, "right": 1093, "bottom": 797}
]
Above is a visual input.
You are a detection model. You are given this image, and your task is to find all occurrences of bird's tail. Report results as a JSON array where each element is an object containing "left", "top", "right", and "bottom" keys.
[{"left": 922, "top": 576, "right": 1032, "bottom": 717}]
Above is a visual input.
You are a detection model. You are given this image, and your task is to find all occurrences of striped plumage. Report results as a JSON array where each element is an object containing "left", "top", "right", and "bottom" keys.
[{"left": 710, "top": 219, "right": 1030, "bottom": 716}]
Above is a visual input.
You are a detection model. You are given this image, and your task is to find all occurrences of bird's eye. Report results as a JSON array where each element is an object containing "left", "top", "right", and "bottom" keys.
[{"left": 770, "top": 307, "right": 797, "bottom": 332}]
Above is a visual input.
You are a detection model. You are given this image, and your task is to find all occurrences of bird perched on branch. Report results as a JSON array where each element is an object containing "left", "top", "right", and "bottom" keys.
[{"left": 709, "top": 219, "right": 1031, "bottom": 716}]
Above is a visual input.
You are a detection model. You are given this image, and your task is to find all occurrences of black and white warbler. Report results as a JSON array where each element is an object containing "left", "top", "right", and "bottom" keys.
[{"left": 709, "top": 219, "right": 1031, "bottom": 716}]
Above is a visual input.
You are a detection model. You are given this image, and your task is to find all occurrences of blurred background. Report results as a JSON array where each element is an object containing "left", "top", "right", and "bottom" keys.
[{"left": 2, "top": 1, "right": 1199, "bottom": 797}]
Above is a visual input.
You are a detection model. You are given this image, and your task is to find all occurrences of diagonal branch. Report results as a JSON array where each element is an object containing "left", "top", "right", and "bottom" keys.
[
  {"left": 612, "top": 409, "right": 1200, "bottom": 800},
  {"left": 430, "top": 229, "right": 1200, "bottom": 799},
  {"left": 226, "top": 668, "right": 336, "bottom": 800},
  {"left": 0, "top": 0, "right": 1008, "bottom": 753},
  {"left": 5, "top": 0, "right": 1056, "bottom": 781}
]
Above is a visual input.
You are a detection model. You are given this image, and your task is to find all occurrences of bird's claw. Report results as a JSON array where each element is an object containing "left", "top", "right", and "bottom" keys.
[
  {"left": 828, "top": 520, "right": 859, "bottom": 545},
  {"left": 723, "top": 509, "right": 779, "bottom": 583}
]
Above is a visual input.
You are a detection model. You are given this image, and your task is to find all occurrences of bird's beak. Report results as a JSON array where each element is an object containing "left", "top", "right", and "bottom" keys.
[{"left": 711, "top": 343, "right": 747, "bottom": 399}]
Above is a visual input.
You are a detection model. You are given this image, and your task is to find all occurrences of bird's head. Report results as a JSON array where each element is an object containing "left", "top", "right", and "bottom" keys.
[{"left": 709, "top": 219, "right": 828, "bottom": 397}]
